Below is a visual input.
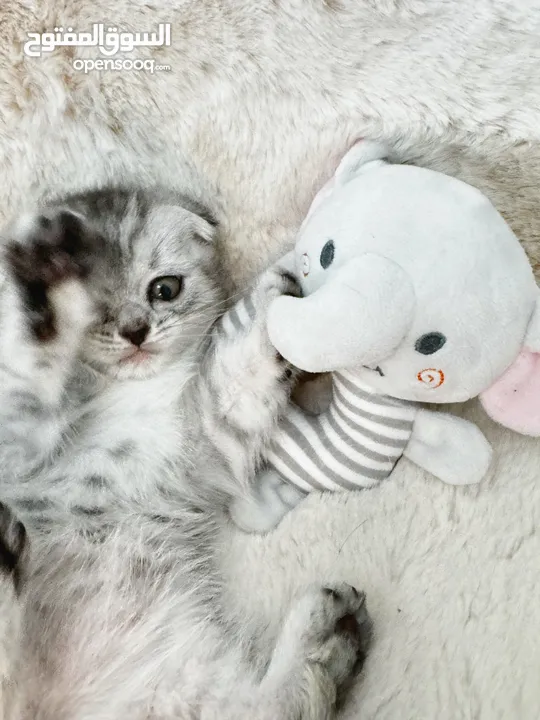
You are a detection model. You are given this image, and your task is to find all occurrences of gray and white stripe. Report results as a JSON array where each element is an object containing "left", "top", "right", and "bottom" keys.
[
  {"left": 267, "top": 370, "right": 416, "bottom": 492},
  {"left": 217, "top": 291, "right": 257, "bottom": 337}
]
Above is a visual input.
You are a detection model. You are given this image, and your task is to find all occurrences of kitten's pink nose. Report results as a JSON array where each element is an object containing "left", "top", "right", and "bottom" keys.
[{"left": 120, "top": 323, "right": 150, "bottom": 347}]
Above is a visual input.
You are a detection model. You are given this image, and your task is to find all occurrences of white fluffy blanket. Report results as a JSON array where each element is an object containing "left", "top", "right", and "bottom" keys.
[{"left": 1, "top": 1, "right": 540, "bottom": 717}]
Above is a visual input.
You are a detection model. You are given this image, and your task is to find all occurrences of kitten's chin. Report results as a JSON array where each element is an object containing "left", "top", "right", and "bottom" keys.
[
  {"left": 84, "top": 352, "right": 168, "bottom": 381},
  {"left": 113, "top": 356, "right": 163, "bottom": 380},
  {"left": 113, "top": 364, "right": 161, "bottom": 380}
]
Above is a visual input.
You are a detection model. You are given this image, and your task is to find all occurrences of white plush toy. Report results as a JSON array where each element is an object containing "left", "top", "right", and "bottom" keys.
[{"left": 229, "top": 140, "right": 540, "bottom": 533}]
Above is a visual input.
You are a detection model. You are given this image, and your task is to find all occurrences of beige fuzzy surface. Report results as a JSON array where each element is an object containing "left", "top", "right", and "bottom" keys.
[{"left": 1, "top": 1, "right": 540, "bottom": 717}]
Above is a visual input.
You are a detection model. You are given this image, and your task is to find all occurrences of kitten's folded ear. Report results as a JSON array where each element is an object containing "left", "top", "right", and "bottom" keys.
[
  {"left": 182, "top": 198, "right": 219, "bottom": 243},
  {"left": 193, "top": 214, "right": 218, "bottom": 243}
]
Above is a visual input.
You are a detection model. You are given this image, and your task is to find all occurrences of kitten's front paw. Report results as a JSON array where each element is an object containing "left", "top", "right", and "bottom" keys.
[
  {"left": 255, "top": 265, "right": 302, "bottom": 309},
  {"left": 5, "top": 210, "right": 102, "bottom": 341},
  {"left": 250, "top": 266, "right": 301, "bottom": 367}
]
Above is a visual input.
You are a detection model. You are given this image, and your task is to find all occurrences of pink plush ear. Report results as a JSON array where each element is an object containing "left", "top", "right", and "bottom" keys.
[{"left": 479, "top": 349, "right": 540, "bottom": 436}]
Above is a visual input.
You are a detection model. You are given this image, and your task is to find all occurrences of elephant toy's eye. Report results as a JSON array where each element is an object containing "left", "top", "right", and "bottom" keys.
[
  {"left": 320, "top": 240, "right": 335, "bottom": 269},
  {"left": 415, "top": 332, "right": 447, "bottom": 355}
]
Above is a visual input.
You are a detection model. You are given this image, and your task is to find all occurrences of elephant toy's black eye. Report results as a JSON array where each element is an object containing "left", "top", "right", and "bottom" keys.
[
  {"left": 415, "top": 332, "right": 447, "bottom": 355},
  {"left": 320, "top": 240, "right": 335, "bottom": 269}
]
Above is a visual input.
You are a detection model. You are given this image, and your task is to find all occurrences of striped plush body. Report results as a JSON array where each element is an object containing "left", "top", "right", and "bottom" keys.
[{"left": 267, "top": 371, "right": 416, "bottom": 492}]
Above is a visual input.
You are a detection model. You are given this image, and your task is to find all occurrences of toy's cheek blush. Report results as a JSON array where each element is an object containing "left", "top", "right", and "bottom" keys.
[
  {"left": 301, "top": 253, "right": 310, "bottom": 277},
  {"left": 417, "top": 368, "right": 445, "bottom": 388}
]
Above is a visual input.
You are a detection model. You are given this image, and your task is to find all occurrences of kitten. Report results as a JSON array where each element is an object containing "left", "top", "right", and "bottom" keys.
[{"left": 0, "top": 188, "right": 372, "bottom": 720}]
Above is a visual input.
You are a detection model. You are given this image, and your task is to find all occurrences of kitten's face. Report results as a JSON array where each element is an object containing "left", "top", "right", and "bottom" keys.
[{"left": 64, "top": 190, "right": 223, "bottom": 380}]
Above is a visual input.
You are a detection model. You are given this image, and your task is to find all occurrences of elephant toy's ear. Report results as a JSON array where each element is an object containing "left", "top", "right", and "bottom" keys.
[
  {"left": 333, "top": 140, "right": 389, "bottom": 186},
  {"left": 301, "top": 141, "right": 389, "bottom": 229},
  {"left": 479, "top": 294, "right": 540, "bottom": 436}
]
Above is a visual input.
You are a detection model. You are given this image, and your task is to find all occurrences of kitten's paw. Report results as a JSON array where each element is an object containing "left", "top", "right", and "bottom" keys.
[
  {"left": 220, "top": 266, "right": 300, "bottom": 339},
  {"left": 251, "top": 267, "right": 301, "bottom": 372},
  {"left": 7, "top": 210, "right": 97, "bottom": 285},
  {"left": 0, "top": 502, "right": 28, "bottom": 594},
  {"left": 254, "top": 265, "right": 302, "bottom": 311},
  {"left": 5, "top": 210, "right": 103, "bottom": 341},
  {"left": 212, "top": 267, "right": 301, "bottom": 434},
  {"left": 288, "top": 583, "right": 373, "bottom": 687},
  {"left": 247, "top": 267, "right": 301, "bottom": 368}
]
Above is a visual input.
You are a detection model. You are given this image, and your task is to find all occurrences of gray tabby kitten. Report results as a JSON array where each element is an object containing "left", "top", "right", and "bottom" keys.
[{"left": 0, "top": 188, "right": 371, "bottom": 720}]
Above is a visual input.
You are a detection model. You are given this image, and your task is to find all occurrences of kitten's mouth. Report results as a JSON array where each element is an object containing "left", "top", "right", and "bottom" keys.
[{"left": 119, "top": 348, "right": 154, "bottom": 364}]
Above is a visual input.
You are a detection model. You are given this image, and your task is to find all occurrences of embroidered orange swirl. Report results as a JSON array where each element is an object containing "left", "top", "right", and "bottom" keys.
[{"left": 417, "top": 368, "right": 445, "bottom": 388}]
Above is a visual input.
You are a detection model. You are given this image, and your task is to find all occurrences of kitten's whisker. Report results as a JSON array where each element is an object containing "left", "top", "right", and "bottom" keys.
[
  {"left": 208, "top": 285, "right": 251, "bottom": 307},
  {"left": 195, "top": 280, "right": 262, "bottom": 314}
]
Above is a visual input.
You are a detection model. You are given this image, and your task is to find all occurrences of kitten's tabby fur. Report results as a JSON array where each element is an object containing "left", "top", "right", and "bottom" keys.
[{"left": 0, "top": 189, "right": 371, "bottom": 720}]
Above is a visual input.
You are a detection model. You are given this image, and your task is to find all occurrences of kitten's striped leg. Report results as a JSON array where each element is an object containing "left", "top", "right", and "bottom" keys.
[
  {"left": 201, "top": 266, "right": 300, "bottom": 490},
  {"left": 205, "top": 266, "right": 300, "bottom": 441}
]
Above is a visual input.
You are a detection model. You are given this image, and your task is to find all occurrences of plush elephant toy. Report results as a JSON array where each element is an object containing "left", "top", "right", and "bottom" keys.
[{"left": 229, "top": 140, "right": 540, "bottom": 533}]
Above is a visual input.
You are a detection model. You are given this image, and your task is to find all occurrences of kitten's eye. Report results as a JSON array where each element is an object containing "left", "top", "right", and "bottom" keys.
[
  {"left": 148, "top": 276, "right": 183, "bottom": 302},
  {"left": 415, "top": 332, "right": 446, "bottom": 355},
  {"left": 320, "top": 240, "right": 335, "bottom": 269}
]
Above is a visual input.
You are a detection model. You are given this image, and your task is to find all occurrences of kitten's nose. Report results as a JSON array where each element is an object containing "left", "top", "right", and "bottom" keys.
[{"left": 120, "top": 323, "right": 150, "bottom": 347}]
